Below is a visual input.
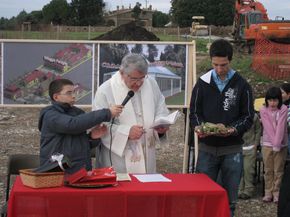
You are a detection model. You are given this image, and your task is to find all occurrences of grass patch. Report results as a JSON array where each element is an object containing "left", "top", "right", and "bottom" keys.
[
  {"left": 231, "top": 54, "right": 270, "bottom": 82},
  {"left": 195, "top": 38, "right": 209, "bottom": 53},
  {"left": 0, "top": 31, "right": 104, "bottom": 40},
  {"left": 165, "top": 91, "right": 185, "bottom": 105}
]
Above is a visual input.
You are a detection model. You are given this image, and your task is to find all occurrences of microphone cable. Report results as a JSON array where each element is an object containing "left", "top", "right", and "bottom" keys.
[{"left": 109, "top": 117, "right": 115, "bottom": 167}]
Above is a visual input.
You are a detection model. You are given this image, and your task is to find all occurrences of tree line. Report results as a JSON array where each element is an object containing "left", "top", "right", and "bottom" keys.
[{"left": 0, "top": 0, "right": 235, "bottom": 30}]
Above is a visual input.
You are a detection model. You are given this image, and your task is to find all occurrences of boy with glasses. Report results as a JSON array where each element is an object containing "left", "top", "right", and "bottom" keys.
[{"left": 38, "top": 79, "right": 123, "bottom": 173}]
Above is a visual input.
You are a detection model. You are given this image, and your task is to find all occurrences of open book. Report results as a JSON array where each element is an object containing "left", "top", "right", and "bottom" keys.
[{"left": 150, "top": 110, "right": 180, "bottom": 129}]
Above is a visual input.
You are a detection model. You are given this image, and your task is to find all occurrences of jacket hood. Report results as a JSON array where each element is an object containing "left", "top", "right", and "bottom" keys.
[
  {"left": 38, "top": 102, "right": 71, "bottom": 131},
  {"left": 200, "top": 69, "right": 237, "bottom": 85}
]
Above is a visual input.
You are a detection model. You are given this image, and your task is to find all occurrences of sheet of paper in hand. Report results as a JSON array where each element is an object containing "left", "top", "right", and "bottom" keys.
[{"left": 150, "top": 110, "right": 180, "bottom": 129}]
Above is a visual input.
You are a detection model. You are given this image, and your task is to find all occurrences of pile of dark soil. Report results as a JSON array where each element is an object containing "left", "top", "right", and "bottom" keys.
[{"left": 94, "top": 22, "right": 160, "bottom": 41}]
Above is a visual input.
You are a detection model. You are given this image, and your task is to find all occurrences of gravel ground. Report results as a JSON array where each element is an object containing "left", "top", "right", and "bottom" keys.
[{"left": 0, "top": 107, "right": 279, "bottom": 217}]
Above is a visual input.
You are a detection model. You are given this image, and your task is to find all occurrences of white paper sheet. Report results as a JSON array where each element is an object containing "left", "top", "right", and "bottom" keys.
[{"left": 133, "top": 174, "right": 172, "bottom": 182}]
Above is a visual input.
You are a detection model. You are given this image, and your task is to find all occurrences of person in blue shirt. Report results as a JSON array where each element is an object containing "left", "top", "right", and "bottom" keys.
[{"left": 190, "top": 39, "right": 254, "bottom": 217}]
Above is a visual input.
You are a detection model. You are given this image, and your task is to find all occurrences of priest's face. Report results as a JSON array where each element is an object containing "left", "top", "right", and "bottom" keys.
[{"left": 121, "top": 70, "right": 148, "bottom": 92}]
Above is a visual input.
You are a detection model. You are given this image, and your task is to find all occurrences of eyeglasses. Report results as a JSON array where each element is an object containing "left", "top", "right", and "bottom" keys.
[
  {"left": 58, "top": 91, "right": 77, "bottom": 96},
  {"left": 126, "top": 74, "right": 148, "bottom": 82}
]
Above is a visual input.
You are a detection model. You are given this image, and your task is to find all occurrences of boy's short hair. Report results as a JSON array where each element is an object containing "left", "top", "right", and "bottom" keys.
[
  {"left": 49, "top": 79, "right": 74, "bottom": 101},
  {"left": 265, "top": 86, "right": 283, "bottom": 109},
  {"left": 210, "top": 39, "right": 233, "bottom": 61}
]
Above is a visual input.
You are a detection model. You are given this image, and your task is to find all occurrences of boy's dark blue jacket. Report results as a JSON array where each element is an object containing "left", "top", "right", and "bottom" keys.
[
  {"left": 190, "top": 70, "right": 254, "bottom": 147},
  {"left": 38, "top": 102, "right": 111, "bottom": 173}
]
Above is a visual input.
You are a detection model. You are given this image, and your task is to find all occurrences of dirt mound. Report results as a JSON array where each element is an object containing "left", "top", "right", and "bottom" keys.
[
  {"left": 210, "top": 25, "right": 233, "bottom": 37},
  {"left": 94, "top": 22, "right": 160, "bottom": 41}
]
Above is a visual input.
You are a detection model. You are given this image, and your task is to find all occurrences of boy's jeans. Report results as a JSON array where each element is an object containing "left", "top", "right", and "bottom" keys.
[{"left": 196, "top": 150, "right": 243, "bottom": 217}]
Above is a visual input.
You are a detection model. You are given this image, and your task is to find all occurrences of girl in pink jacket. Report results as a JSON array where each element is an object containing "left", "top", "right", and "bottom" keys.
[{"left": 260, "top": 87, "right": 288, "bottom": 203}]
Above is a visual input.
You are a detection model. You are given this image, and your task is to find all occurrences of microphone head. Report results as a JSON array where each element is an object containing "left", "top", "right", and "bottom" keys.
[
  {"left": 121, "top": 90, "right": 135, "bottom": 106},
  {"left": 128, "top": 90, "right": 135, "bottom": 97}
]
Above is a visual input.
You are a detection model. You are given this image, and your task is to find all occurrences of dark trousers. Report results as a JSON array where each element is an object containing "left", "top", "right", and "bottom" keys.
[{"left": 278, "top": 164, "right": 290, "bottom": 217}]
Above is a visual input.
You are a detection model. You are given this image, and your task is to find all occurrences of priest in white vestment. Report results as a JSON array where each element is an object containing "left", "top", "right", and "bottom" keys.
[{"left": 93, "top": 53, "right": 169, "bottom": 173}]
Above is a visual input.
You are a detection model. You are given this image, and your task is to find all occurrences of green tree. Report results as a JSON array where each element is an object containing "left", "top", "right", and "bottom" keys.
[
  {"left": 42, "top": 0, "right": 69, "bottom": 25},
  {"left": 163, "top": 45, "right": 176, "bottom": 61},
  {"left": 0, "top": 17, "right": 10, "bottom": 30},
  {"left": 0, "top": 10, "right": 43, "bottom": 30},
  {"left": 26, "top": 11, "right": 43, "bottom": 24},
  {"left": 69, "top": 0, "right": 105, "bottom": 26},
  {"left": 170, "top": 0, "right": 235, "bottom": 27},
  {"left": 152, "top": 11, "right": 170, "bottom": 27},
  {"left": 16, "top": 10, "right": 29, "bottom": 24},
  {"left": 132, "top": 2, "right": 142, "bottom": 20},
  {"left": 170, "top": 0, "right": 200, "bottom": 27},
  {"left": 131, "top": 44, "right": 143, "bottom": 54},
  {"left": 147, "top": 44, "right": 158, "bottom": 62},
  {"left": 204, "top": 0, "right": 235, "bottom": 26}
]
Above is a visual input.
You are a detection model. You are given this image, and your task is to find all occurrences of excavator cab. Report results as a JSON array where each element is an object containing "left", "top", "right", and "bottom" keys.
[
  {"left": 235, "top": 11, "right": 264, "bottom": 41},
  {"left": 247, "top": 11, "right": 263, "bottom": 25}
]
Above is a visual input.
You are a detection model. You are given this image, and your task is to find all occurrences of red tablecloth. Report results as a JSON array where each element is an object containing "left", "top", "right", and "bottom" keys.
[{"left": 8, "top": 174, "right": 230, "bottom": 217}]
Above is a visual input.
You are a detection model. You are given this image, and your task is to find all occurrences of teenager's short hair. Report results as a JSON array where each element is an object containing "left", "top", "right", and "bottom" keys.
[
  {"left": 209, "top": 39, "right": 233, "bottom": 61},
  {"left": 265, "top": 86, "right": 283, "bottom": 109},
  {"left": 49, "top": 79, "right": 74, "bottom": 100}
]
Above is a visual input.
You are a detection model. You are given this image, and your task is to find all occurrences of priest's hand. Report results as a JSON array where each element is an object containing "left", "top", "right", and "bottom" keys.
[{"left": 129, "top": 125, "right": 145, "bottom": 140}]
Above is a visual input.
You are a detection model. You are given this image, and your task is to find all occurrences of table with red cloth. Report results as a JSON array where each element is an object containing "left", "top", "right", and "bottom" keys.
[{"left": 7, "top": 173, "right": 230, "bottom": 217}]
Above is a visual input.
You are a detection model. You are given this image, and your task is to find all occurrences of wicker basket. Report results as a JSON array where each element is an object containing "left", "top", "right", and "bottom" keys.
[{"left": 19, "top": 169, "right": 64, "bottom": 188}]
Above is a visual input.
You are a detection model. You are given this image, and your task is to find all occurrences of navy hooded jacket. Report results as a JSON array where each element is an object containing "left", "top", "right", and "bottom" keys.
[
  {"left": 190, "top": 70, "right": 254, "bottom": 147},
  {"left": 38, "top": 102, "right": 111, "bottom": 173}
]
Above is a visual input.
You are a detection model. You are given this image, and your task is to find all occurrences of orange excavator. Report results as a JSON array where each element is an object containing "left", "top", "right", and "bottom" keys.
[
  {"left": 233, "top": 0, "right": 290, "bottom": 79},
  {"left": 233, "top": 0, "right": 290, "bottom": 50}
]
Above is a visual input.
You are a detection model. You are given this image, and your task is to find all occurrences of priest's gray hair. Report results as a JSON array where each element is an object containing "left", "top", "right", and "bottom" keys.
[{"left": 120, "top": 53, "right": 148, "bottom": 75}]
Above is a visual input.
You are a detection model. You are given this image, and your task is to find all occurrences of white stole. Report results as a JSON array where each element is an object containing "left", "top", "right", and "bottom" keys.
[{"left": 110, "top": 71, "right": 155, "bottom": 173}]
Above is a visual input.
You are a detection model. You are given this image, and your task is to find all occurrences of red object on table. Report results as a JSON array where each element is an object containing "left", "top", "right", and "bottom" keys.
[
  {"left": 8, "top": 174, "right": 230, "bottom": 217},
  {"left": 65, "top": 167, "right": 117, "bottom": 186}
]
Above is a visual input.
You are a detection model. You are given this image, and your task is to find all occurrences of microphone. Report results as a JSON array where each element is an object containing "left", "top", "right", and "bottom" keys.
[{"left": 121, "top": 90, "right": 135, "bottom": 106}]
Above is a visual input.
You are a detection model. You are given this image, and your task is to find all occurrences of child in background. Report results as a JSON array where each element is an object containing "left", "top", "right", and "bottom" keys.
[
  {"left": 238, "top": 112, "right": 262, "bottom": 199},
  {"left": 280, "top": 83, "right": 290, "bottom": 155},
  {"left": 260, "top": 87, "right": 288, "bottom": 203}
]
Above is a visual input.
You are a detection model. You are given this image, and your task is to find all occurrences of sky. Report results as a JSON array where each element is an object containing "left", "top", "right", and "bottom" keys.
[{"left": 0, "top": 0, "right": 289, "bottom": 20}]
